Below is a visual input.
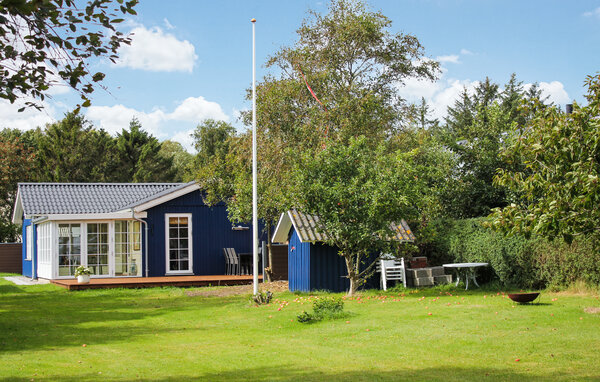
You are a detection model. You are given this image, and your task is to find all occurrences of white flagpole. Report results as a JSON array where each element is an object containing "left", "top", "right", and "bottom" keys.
[{"left": 251, "top": 18, "right": 259, "bottom": 296}]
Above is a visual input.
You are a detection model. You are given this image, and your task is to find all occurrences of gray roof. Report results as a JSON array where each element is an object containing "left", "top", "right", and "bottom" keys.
[
  {"left": 287, "top": 208, "right": 415, "bottom": 243},
  {"left": 17, "top": 182, "right": 189, "bottom": 215}
]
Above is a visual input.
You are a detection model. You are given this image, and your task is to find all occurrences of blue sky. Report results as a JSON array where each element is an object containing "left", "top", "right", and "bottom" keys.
[{"left": 2, "top": 0, "right": 599, "bottom": 151}]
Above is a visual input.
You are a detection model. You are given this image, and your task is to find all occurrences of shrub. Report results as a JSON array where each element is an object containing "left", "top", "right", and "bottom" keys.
[
  {"left": 419, "top": 218, "right": 600, "bottom": 289},
  {"left": 297, "top": 297, "right": 346, "bottom": 323}
]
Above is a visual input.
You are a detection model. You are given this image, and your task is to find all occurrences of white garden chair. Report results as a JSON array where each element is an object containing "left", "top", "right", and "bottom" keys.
[{"left": 380, "top": 257, "right": 406, "bottom": 290}]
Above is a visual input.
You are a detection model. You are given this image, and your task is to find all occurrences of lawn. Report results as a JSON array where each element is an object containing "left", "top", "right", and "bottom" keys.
[{"left": 0, "top": 276, "right": 599, "bottom": 381}]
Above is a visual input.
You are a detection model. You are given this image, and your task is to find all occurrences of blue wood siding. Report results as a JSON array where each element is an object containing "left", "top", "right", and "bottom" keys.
[
  {"left": 310, "top": 243, "right": 349, "bottom": 293},
  {"left": 287, "top": 227, "right": 349, "bottom": 293},
  {"left": 144, "top": 190, "right": 263, "bottom": 276},
  {"left": 288, "top": 229, "right": 311, "bottom": 292},
  {"left": 21, "top": 218, "right": 33, "bottom": 278}
]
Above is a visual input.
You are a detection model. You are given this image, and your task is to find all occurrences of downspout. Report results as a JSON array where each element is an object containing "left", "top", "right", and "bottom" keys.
[
  {"left": 30, "top": 216, "right": 48, "bottom": 281},
  {"left": 131, "top": 209, "right": 149, "bottom": 278}
]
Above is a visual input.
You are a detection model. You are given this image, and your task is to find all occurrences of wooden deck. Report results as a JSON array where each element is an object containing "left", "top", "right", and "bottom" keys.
[{"left": 51, "top": 275, "right": 262, "bottom": 291}]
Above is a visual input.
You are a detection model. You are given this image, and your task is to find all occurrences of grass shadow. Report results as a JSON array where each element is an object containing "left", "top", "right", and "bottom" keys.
[{"left": 0, "top": 365, "right": 579, "bottom": 381}]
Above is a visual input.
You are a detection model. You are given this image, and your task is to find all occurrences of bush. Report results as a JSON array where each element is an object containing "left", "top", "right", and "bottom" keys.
[
  {"left": 297, "top": 297, "right": 346, "bottom": 323},
  {"left": 419, "top": 218, "right": 600, "bottom": 289}
]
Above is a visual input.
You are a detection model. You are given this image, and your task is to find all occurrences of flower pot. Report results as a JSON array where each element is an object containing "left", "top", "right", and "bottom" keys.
[{"left": 77, "top": 274, "right": 90, "bottom": 284}]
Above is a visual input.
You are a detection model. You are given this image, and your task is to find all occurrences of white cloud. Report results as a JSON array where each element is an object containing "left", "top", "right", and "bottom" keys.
[
  {"left": 86, "top": 104, "right": 167, "bottom": 137},
  {"left": 164, "top": 18, "right": 175, "bottom": 30},
  {"left": 583, "top": 7, "right": 600, "bottom": 18},
  {"left": 115, "top": 25, "right": 197, "bottom": 72},
  {"left": 170, "top": 97, "right": 229, "bottom": 122},
  {"left": 460, "top": 48, "right": 474, "bottom": 55},
  {"left": 85, "top": 96, "right": 229, "bottom": 150},
  {"left": 436, "top": 54, "right": 460, "bottom": 64},
  {"left": 0, "top": 98, "right": 57, "bottom": 130},
  {"left": 537, "top": 81, "right": 571, "bottom": 105},
  {"left": 398, "top": 76, "right": 479, "bottom": 121}
]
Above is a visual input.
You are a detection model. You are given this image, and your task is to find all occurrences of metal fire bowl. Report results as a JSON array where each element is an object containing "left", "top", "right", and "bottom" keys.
[{"left": 508, "top": 292, "right": 540, "bottom": 303}]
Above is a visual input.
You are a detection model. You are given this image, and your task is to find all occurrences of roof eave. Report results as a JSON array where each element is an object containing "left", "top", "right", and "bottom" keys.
[{"left": 121, "top": 182, "right": 200, "bottom": 213}]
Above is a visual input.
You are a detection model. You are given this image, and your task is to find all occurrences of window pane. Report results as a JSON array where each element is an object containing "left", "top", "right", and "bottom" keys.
[{"left": 169, "top": 249, "right": 178, "bottom": 261}]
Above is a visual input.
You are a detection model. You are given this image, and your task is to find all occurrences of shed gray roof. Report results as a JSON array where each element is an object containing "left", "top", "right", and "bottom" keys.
[
  {"left": 17, "top": 182, "right": 189, "bottom": 215},
  {"left": 273, "top": 208, "right": 416, "bottom": 243}
]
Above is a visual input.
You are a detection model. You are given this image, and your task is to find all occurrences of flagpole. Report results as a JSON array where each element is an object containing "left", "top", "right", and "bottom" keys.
[{"left": 251, "top": 18, "right": 259, "bottom": 296}]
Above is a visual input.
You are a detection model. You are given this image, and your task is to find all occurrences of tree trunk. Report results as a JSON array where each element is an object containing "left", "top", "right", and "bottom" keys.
[{"left": 344, "top": 254, "right": 359, "bottom": 296}]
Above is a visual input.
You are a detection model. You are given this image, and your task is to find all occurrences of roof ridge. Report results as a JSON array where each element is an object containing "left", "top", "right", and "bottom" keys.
[{"left": 18, "top": 182, "right": 184, "bottom": 186}]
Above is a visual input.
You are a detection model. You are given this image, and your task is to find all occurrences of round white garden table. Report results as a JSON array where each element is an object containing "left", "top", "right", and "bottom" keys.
[{"left": 442, "top": 262, "right": 488, "bottom": 290}]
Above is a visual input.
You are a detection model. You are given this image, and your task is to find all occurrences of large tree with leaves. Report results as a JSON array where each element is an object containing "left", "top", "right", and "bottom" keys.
[
  {"left": 441, "top": 74, "right": 548, "bottom": 218},
  {"left": 113, "top": 118, "right": 175, "bottom": 182},
  {"left": 0, "top": 133, "right": 35, "bottom": 241},
  {"left": 0, "top": 0, "right": 137, "bottom": 110},
  {"left": 490, "top": 73, "right": 600, "bottom": 245},
  {"left": 197, "top": 0, "right": 440, "bottom": 284},
  {"left": 295, "top": 136, "right": 429, "bottom": 295},
  {"left": 34, "top": 111, "right": 116, "bottom": 182}
]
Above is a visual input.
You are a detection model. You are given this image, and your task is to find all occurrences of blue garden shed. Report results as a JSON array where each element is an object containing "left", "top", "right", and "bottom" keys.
[
  {"left": 272, "top": 209, "right": 415, "bottom": 293},
  {"left": 12, "top": 182, "right": 261, "bottom": 280}
]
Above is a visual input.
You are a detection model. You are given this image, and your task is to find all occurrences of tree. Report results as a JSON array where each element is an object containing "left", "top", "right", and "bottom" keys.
[
  {"left": 441, "top": 74, "right": 549, "bottom": 218},
  {"left": 0, "top": 134, "right": 35, "bottom": 242},
  {"left": 0, "top": 0, "right": 138, "bottom": 110},
  {"left": 191, "top": 119, "right": 235, "bottom": 166},
  {"left": 114, "top": 118, "right": 175, "bottom": 182},
  {"left": 265, "top": 0, "right": 439, "bottom": 144},
  {"left": 490, "top": 73, "right": 600, "bottom": 245},
  {"left": 295, "top": 136, "right": 425, "bottom": 295},
  {"left": 35, "top": 111, "right": 116, "bottom": 182},
  {"left": 159, "top": 140, "right": 193, "bottom": 182}
]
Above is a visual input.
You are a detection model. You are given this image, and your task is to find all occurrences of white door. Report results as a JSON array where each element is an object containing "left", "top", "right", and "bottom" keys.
[{"left": 86, "top": 223, "right": 110, "bottom": 277}]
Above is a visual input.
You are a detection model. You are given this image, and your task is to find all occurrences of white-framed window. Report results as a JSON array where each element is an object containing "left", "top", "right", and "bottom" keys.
[
  {"left": 165, "top": 214, "right": 193, "bottom": 274},
  {"left": 25, "top": 225, "right": 33, "bottom": 260}
]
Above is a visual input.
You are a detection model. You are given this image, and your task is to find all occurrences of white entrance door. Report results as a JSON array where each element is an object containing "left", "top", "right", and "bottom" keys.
[{"left": 165, "top": 214, "right": 193, "bottom": 274}]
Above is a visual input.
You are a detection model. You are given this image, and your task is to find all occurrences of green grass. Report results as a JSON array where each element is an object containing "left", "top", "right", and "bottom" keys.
[{"left": 0, "top": 278, "right": 599, "bottom": 381}]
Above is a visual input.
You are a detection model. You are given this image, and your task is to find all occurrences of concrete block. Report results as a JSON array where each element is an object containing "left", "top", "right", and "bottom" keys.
[
  {"left": 413, "top": 268, "right": 433, "bottom": 278},
  {"left": 434, "top": 275, "right": 452, "bottom": 285},
  {"left": 430, "top": 266, "right": 446, "bottom": 276},
  {"left": 413, "top": 276, "right": 434, "bottom": 287}
]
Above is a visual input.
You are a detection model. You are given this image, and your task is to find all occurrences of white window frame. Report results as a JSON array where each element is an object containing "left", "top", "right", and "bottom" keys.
[
  {"left": 25, "top": 225, "right": 33, "bottom": 260},
  {"left": 165, "top": 213, "right": 193, "bottom": 275}
]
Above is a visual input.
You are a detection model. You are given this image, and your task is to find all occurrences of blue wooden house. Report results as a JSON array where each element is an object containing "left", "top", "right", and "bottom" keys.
[
  {"left": 12, "top": 182, "right": 260, "bottom": 280},
  {"left": 272, "top": 209, "right": 415, "bottom": 293}
]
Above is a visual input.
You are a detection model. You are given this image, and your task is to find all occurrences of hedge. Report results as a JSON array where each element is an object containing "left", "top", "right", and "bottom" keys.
[{"left": 415, "top": 218, "right": 600, "bottom": 289}]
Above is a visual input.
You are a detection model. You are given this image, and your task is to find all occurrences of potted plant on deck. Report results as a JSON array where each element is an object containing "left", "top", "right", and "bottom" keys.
[{"left": 74, "top": 266, "right": 92, "bottom": 284}]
